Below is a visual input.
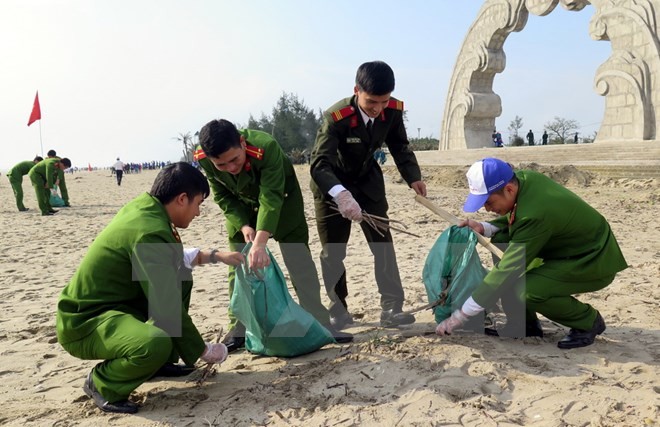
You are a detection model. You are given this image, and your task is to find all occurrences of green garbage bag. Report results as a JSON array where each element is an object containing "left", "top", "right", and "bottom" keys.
[
  {"left": 423, "top": 225, "right": 488, "bottom": 323},
  {"left": 230, "top": 243, "right": 335, "bottom": 357},
  {"left": 49, "top": 185, "right": 66, "bottom": 207}
]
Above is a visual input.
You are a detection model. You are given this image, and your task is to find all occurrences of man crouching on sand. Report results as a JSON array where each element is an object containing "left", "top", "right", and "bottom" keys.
[
  {"left": 56, "top": 162, "right": 244, "bottom": 414},
  {"left": 436, "top": 158, "right": 627, "bottom": 349}
]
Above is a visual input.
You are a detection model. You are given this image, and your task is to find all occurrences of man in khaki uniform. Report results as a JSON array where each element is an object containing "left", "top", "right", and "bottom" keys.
[{"left": 310, "top": 61, "right": 427, "bottom": 329}]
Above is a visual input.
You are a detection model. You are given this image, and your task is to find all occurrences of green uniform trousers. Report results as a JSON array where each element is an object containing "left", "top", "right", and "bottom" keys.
[
  {"left": 59, "top": 281, "right": 196, "bottom": 403},
  {"left": 499, "top": 271, "right": 614, "bottom": 330},
  {"left": 7, "top": 175, "right": 26, "bottom": 211},
  {"left": 226, "top": 224, "right": 331, "bottom": 330},
  {"left": 61, "top": 313, "right": 172, "bottom": 403},
  {"left": 28, "top": 173, "right": 52, "bottom": 215},
  {"left": 490, "top": 239, "right": 614, "bottom": 331}
]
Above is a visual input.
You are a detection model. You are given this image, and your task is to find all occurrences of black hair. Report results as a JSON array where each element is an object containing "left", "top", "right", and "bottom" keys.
[
  {"left": 34, "top": 156, "right": 43, "bottom": 162},
  {"left": 149, "top": 162, "right": 210, "bottom": 205},
  {"left": 60, "top": 158, "right": 72, "bottom": 168},
  {"left": 47, "top": 149, "right": 57, "bottom": 157},
  {"left": 355, "top": 61, "right": 395, "bottom": 95},
  {"left": 491, "top": 174, "right": 519, "bottom": 196},
  {"left": 198, "top": 119, "right": 242, "bottom": 158}
]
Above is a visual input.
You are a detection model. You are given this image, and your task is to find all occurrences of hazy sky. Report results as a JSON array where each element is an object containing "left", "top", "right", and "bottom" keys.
[{"left": 1, "top": 1, "right": 610, "bottom": 171}]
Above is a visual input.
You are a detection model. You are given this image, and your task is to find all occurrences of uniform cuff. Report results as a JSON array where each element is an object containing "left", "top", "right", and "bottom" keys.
[
  {"left": 461, "top": 296, "right": 485, "bottom": 316},
  {"left": 183, "top": 248, "right": 200, "bottom": 269},
  {"left": 328, "top": 184, "right": 347, "bottom": 198},
  {"left": 480, "top": 222, "right": 501, "bottom": 238}
]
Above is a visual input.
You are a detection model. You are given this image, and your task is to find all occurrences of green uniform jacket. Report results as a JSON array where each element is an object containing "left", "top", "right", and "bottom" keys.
[
  {"left": 310, "top": 96, "right": 421, "bottom": 201},
  {"left": 28, "top": 157, "right": 61, "bottom": 188},
  {"left": 472, "top": 170, "right": 628, "bottom": 307},
  {"left": 197, "top": 129, "right": 305, "bottom": 239},
  {"left": 56, "top": 193, "right": 205, "bottom": 366},
  {"left": 7, "top": 160, "right": 36, "bottom": 180},
  {"left": 55, "top": 167, "right": 69, "bottom": 204}
]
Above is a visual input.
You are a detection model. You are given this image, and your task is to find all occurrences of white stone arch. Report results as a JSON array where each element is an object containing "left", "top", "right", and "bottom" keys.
[{"left": 439, "top": 0, "right": 660, "bottom": 150}]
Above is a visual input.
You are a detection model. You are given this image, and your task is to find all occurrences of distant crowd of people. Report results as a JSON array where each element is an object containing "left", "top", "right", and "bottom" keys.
[{"left": 492, "top": 129, "right": 584, "bottom": 147}]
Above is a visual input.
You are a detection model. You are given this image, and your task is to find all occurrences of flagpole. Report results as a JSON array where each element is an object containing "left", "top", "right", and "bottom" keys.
[{"left": 39, "top": 120, "right": 43, "bottom": 157}]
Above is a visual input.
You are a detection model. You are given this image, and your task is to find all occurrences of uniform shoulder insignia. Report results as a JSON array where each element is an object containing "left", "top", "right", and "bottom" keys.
[
  {"left": 331, "top": 106, "right": 356, "bottom": 122},
  {"left": 387, "top": 99, "right": 404, "bottom": 110},
  {"left": 193, "top": 147, "right": 206, "bottom": 161},
  {"left": 245, "top": 145, "right": 264, "bottom": 160}
]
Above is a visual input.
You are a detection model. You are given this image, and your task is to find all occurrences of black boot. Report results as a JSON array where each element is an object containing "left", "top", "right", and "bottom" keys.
[
  {"left": 222, "top": 323, "right": 246, "bottom": 353},
  {"left": 557, "top": 312, "right": 606, "bottom": 349},
  {"left": 380, "top": 309, "right": 415, "bottom": 327},
  {"left": 83, "top": 371, "right": 138, "bottom": 414}
]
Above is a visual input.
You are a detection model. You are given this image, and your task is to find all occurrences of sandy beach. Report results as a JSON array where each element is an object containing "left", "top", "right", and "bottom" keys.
[{"left": 0, "top": 156, "right": 658, "bottom": 426}]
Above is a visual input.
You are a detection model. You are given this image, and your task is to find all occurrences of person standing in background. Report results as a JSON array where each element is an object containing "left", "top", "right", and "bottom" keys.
[
  {"left": 113, "top": 158, "right": 125, "bottom": 186},
  {"left": 526, "top": 129, "right": 535, "bottom": 146}
]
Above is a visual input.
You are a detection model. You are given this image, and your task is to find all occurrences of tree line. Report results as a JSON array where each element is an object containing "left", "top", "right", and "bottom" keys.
[{"left": 176, "top": 92, "right": 439, "bottom": 164}]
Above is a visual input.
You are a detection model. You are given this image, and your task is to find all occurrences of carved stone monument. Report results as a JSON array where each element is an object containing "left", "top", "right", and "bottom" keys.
[{"left": 440, "top": 0, "right": 660, "bottom": 150}]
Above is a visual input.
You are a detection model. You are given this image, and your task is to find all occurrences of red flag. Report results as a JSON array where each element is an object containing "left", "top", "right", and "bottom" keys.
[{"left": 27, "top": 91, "right": 41, "bottom": 126}]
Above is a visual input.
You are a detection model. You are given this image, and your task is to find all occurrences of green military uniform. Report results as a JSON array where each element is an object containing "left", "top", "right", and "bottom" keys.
[
  {"left": 310, "top": 96, "right": 422, "bottom": 316},
  {"left": 28, "top": 157, "right": 62, "bottom": 215},
  {"left": 474, "top": 170, "right": 628, "bottom": 330},
  {"left": 7, "top": 160, "right": 36, "bottom": 211},
  {"left": 56, "top": 193, "right": 205, "bottom": 403},
  {"left": 55, "top": 166, "right": 70, "bottom": 206},
  {"left": 196, "top": 129, "right": 331, "bottom": 328}
]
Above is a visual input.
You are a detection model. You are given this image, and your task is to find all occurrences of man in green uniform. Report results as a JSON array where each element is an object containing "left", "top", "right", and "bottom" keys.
[
  {"left": 310, "top": 60, "right": 427, "bottom": 329},
  {"left": 28, "top": 156, "right": 71, "bottom": 216},
  {"left": 57, "top": 162, "right": 242, "bottom": 414},
  {"left": 47, "top": 150, "right": 71, "bottom": 207},
  {"left": 436, "top": 158, "right": 628, "bottom": 349},
  {"left": 6, "top": 156, "right": 43, "bottom": 211},
  {"left": 196, "top": 119, "right": 353, "bottom": 352}
]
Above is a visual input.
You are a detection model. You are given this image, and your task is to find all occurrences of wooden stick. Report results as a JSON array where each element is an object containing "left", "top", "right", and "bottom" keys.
[{"left": 414, "top": 195, "right": 504, "bottom": 259}]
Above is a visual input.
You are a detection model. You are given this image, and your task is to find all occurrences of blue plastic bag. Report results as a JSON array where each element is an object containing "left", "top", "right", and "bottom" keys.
[
  {"left": 230, "top": 243, "right": 335, "bottom": 357},
  {"left": 423, "top": 226, "right": 488, "bottom": 322}
]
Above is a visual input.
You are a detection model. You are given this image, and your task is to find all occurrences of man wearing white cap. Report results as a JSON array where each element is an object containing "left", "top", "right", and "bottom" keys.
[{"left": 436, "top": 157, "right": 627, "bottom": 349}]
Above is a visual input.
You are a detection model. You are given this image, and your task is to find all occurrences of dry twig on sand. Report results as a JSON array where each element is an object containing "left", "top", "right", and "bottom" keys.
[
  {"left": 195, "top": 328, "right": 223, "bottom": 387},
  {"left": 324, "top": 203, "right": 420, "bottom": 238}
]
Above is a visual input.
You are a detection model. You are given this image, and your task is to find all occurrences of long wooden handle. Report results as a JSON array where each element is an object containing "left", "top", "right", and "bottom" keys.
[{"left": 415, "top": 195, "right": 504, "bottom": 259}]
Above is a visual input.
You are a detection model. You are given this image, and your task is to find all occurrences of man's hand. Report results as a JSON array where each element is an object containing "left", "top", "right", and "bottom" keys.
[
  {"left": 200, "top": 342, "right": 228, "bottom": 364},
  {"left": 435, "top": 309, "right": 470, "bottom": 335},
  {"left": 410, "top": 180, "right": 427, "bottom": 197},
  {"left": 216, "top": 251, "right": 245, "bottom": 266},
  {"left": 457, "top": 219, "right": 485, "bottom": 235},
  {"left": 248, "top": 244, "right": 270, "bottom": 270},
  {"left": 240, "top": 225, "right": 256, "bottom": 243},
  {"left": 333, "top": 191, "right": 363, "bottom": 222}
]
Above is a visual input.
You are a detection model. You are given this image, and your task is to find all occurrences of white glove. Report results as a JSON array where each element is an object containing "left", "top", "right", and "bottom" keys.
[
  {"left": 435, "top": 309, "right": 470, "bottom": 335},
  {"left": 333, "top": 190, "right": 363, "bottom": 222},
  {"left": 200, "top": 342, "right": 228, "bottom": 364}
]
